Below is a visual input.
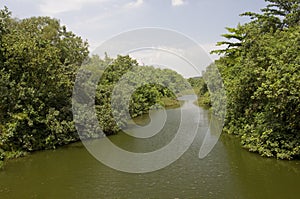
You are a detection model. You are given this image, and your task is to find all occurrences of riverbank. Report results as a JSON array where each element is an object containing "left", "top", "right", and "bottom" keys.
[
  {"left": 1, "top": 107, "right": 300, "bottom": 198},
  {"left": 0, "top": 95, "right": 184, "bottom": 169}
]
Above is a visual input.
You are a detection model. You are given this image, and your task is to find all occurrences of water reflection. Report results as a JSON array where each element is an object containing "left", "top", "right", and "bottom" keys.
[{"left": 0, "top": 96, "right": 299, "bottom": 198}]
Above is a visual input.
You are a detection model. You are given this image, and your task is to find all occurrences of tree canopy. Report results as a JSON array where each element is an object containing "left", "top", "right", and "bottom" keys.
[
  {"left": 0, "top": 7, "right": 190, "bottom": 167},
  {"left": 213, "top": 0, "right": 300, "bottom": 159},
  {"left": 0, "top": 8, "right": 89, "bottom": 163}
]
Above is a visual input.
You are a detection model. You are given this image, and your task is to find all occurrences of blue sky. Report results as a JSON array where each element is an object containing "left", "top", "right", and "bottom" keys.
[
  {"left": 0, "top": 0, "right": 267, "bottom": 76},
  {"left": 1, "top": 0, "right": 267, "bottom": 52}
]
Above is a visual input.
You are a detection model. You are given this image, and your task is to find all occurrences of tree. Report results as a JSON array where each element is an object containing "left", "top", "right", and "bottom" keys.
[
  {"left": 0, "top": 9, "right": 89, "bottom": 154},
  {"left": 91, "top": 55, "right": 189, "bottom": 135},
  {"left": 212, "top": 0, "right": 300, "bottom": 159}
]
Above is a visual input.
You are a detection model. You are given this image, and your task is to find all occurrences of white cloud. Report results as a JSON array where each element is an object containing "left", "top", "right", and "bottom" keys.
[
  {"left": 127, "top": 45, "right": 213, "bottom": 78},
  {"left": 171, "top": 0, "right": 186, "bottom": 7},
  {"left": 201, "top": 43, "right": 223, "bottom": 61},
  {"left": 125, "top": 0, "right": 144, "bottom": 8},
  {"left": 39, "top": 0, "right": 109, "bottom": 15},
  {"left": 39, "top": 0, "right": 143, "bottom": 16},
  {"left": 129, "top": 48, "right": 199, "bottom": 78}
]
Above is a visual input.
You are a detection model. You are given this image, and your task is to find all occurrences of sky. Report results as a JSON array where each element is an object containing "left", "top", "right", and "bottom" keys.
[{"left": 0, "top": 0, "right": 268, "bottom": 76}]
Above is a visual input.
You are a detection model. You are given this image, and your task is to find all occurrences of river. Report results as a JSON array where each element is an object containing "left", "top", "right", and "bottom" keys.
[{"left": 0, "top": 96, "right": 300, "bottom": 198}]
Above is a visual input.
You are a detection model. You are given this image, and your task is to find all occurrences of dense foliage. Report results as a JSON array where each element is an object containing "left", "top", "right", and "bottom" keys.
[
  {"left": 188, "top": 62, "right": 226, "bottom": 119},
  {"left": 78, "top": 55, "right": 190, "bottom": 136},
  {"left": 0, "top": 7, "right": 190, "bottom": 167},
  {"left": 0, "top": 7, "right": 89, "bottom": 165},
  {"left": 188, "top": 76, "right": 211, "bottom": 107},
  {"left": 213, "top": 0, "right": 300, "bottom": 159},
  {"left": 1, "top": 0, "right": 297, "bottom": 169}
]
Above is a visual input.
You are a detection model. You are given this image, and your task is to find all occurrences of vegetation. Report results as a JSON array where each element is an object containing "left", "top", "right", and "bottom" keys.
[
  {"left": 0, "top": 7, "right": 89, "bottom": 166},
  {"left": 75, "top": 55, "right": 190, "bottom": 136},
  {"left": 188, "top": 61, "right": 226, "bottom": 119},
  {"left": 1, "top": 0, "right": 298, "bottom": 168},
  {"left": 0, "top": 7, "right": 190, "bottom": 167},
  {"left": 188, "top": 76, "right": 211, "bottom": 108},
  {"left": 212, "top": 0, "right": 300, "bottom": 159}
]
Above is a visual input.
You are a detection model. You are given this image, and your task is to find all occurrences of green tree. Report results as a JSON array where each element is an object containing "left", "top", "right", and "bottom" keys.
[
  {"left": 91, "top": 55, "right": 189, "bottom": 135},
  {"left": 212, "top": 0, "right": 300, "bottom": 159},
  {"left": 0, "top": 9, "right": 89, "bottom": 156}
]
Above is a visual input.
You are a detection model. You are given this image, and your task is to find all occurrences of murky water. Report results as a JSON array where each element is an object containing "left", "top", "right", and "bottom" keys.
[{"left": 0, "top": 96, "right": 299, "bottom": 198}]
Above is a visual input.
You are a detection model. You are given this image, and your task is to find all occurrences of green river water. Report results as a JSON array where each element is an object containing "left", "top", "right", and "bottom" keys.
[{"left": 0, "top": 96, "right": 299, "bottom": 199}]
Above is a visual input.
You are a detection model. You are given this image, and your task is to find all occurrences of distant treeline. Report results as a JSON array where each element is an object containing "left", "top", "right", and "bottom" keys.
[
  {"left": 75, "top": 54, "right": 190, "bottom": 138},
  {"left": 0, "top": 0, "right": 299, "bottom": 169}
]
